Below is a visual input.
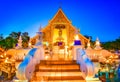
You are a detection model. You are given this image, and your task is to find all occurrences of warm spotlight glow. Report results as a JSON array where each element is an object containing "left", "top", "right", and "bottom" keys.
[
  {"left": 70, "top": 42, "right": 74, "bottom": 46},
  {"left": 75, "top": 34, "right": 79, "bottom": 40},
  {"left": 0, "top": 55, "right": 3, "bottom": 58},
  {"left": 5, "top": 58, "right": 8, "bottom": 63},
  {"left": 106, "top": 60, "right": 109, "bottom": 63},
  {"left": 29, "top": 42, "right": 31, "bottom": 46},
  {"left": 109, "top": 55, "right": 113, "bottom": 58},
  {"left": 87, "top": 42, "right": 90, "bottom": 47},
  {"left": 5, "top": 59, "right": 8, "bottom": 63},
  {"left": 4, "top": 52, "right": 6, "bottom": 56},
  {"left": 114, "top": 55, "right": 118, "bottom": 58},
  {"left": 45, "top": 55, "right": 49, "bottom": 60},
  {"left": 65, "top": 46, "right": 68, "bottom": 55}
]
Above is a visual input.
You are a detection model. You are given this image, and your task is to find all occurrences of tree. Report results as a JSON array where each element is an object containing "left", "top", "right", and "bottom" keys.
[
  {"left": 9, "top": 32, "right": 20, "bottom": 39},
  {"left": 102, "top": 36, "right": 120, "bottom": 50},
  {"left": 21, "top": 32, "right": 30, "bottom": 48},
  {"left": 0, "top": 32, "right": 30, "bottom": 49},
  {"left": 0, "top": 34, "right": 4, "bottom": 41},
  {"left": 9, "top": 32, "right": 20, "bottom": 47},
  {"left": 0, "top": 39, "right": 5, "bottom": 48}
]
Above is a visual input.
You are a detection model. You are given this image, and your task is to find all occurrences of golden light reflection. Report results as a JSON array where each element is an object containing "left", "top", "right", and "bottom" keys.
[
  {"left": 0, "top": 55, "right": 3, "bottom": 58},
  {"left": 75, "top": 34, "right": 79, "bottom": 40},
  {"left": 5, "top": 57, "right": 8, "bottom": 63},
  {"left": 87, "top": 42, "right": 90, "bottom": 47},
  {"left": 45, "top": 55, "right": 49, "bottom": 60},
  {"left": 4, "top": 52, "right": 6, "bottom": 56},
  {"left": 70, "top": 42, "right": 74, "bottom": 46},
  {"left": 114, "top": 55, "right": 118, "bottom": 58},
  {"left": 106, "top": 60, "right": 109, "bottom": 63},
  {"left": 29, "top": 42, "right": 31, "bottom": 47},
  {"left": 109, "top": 55, "right": 113, "bottom": 58}
]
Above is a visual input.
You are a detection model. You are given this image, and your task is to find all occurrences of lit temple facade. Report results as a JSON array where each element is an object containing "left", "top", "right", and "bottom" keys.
[
  {"left": 3, "top": 8, "right": 119, "bottom": 82},
  {"left": 32, "top": 8, "right": 88, "bottom": 52}
]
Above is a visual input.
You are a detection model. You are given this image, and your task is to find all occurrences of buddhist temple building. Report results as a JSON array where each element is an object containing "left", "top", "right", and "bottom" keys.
[
  {"left": 32, "top": 8, "right": 89, "bottom": 55},
  {"left": 3, "top": 8, "right": 118, "bottom": 82}
]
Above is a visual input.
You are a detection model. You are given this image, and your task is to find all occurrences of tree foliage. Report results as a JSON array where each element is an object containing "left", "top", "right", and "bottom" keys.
[
  {"left": 0, "top": 32, "right": 30, "bottom": 49},
  {"left": 102, "top": 37, "right": 120, "bottom": 50},
  {"left": 84, "top": 35, "right": 120, "bottom": 50},
  {"left": 0, "top": 34, "right": 4, "bottom": 41},
  {"left": 21, "top": 32, "right": 30, "bottom": 48}
]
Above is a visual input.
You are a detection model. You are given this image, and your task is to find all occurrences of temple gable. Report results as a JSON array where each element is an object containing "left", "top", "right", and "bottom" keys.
[{"left": 49, "top": 8, "right": 71, "bottom": 24}]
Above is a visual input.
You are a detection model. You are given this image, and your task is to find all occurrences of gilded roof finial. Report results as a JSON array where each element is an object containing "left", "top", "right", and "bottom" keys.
[
  {"left": 75, "top": 28, "right": 79, "bottom": 34},
  {"left": 39, "top": 25, "right": 42, "bottom": 32},
  {"left": 86, "top": 37, "right": 92, "bottom": 50},
  {"left": 75, "top": 27, "right": 80, "bottom": 34},
  {"left": 96, "top": 37, "right": 100, "bottom": 46}
]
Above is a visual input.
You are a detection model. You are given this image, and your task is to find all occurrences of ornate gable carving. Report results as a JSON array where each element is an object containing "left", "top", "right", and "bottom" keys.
[{"left": 50, "top": 9, "right": 71, "bottom": 24}]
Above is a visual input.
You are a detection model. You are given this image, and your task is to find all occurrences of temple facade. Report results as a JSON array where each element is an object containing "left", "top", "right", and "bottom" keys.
[{"left": 32, "top": 8, "right": 88, "bottom": 54}]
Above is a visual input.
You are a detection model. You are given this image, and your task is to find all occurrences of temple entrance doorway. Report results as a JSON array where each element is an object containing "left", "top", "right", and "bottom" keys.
[
  {"left": 52, "top": 41, "right": 67, "bottom": 60},
  {"left": 52, "top": 24, "right": 68, "bottom": 60}
]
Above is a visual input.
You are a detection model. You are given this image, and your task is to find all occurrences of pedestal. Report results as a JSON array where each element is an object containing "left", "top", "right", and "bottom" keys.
[{"left": 72, "top": 46, "right": 82, "bottom": 60}]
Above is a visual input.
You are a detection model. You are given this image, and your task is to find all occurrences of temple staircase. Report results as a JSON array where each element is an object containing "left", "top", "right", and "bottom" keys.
[{"left": 30, "top": 60, "right": 85, "bottom": 82}]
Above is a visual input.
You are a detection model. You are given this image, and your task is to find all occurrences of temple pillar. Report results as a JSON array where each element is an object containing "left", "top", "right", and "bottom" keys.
[{"left": 50, "top": 24, "right": 54, "bottom": 49}]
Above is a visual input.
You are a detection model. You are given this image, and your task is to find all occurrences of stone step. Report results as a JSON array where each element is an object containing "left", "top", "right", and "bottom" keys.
[
  {"left": 31, "top": 76, "right": 85, "bottom": 82},
  {"left": 30, "top": 60, "right": 86, "bottom": 82},
  {"left": 39, "top": 60, "right": 76, "bottom": 65},
  {"left": 35, "top": 69, "right": 80, "bottom": 72},
  {"left": 31, "top": 80, "right": 85, "bottom": 82},
  {"left": 35, "top": 71, "right": 82, "bottom": 77},
  {"left": 35, "top": 64, "right": 80, "bottom": 72}
]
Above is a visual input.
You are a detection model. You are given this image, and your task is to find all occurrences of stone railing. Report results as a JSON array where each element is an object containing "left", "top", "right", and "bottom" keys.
[{"left": 16, "top": 45, "right": 44, "bottom": 81}]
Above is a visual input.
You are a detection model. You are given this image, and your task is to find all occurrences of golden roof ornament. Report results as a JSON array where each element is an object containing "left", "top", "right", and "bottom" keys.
[
  {"left": 39, "top": 26, "right": 42, "bottom": 32},
  {"left": 94, "top": 37, "right": 102, "bottom": 50},
  {"left": 87, "top": 38, "right": 92, "bottom": 50}
]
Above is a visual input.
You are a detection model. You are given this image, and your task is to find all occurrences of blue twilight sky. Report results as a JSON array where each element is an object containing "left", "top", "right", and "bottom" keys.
[{"left": 0, "top": 0, "right": 120, "bottom": 42}]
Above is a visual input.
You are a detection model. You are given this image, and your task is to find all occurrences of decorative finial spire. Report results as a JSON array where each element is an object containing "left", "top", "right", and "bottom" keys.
[
  {"left": 94, "top": 37, "right": 102, "bottom": 50},
  {"left": 74, "top": 28, "right": 79, "bottom": 40},
  {"left": 87, "top": 38, "right": 92, "bottom": 50},
  {"left": 39, "top": 25, "right": 42, "bottom": 32},
  {"left": 35, "top": 25, "right": 43, "bottom": 46},
  {"left": 96, "top": 37, "right": 100, "bottom": 46},
  {"left": 75, "top": 28, "right": 79, "bottom": 34}
]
